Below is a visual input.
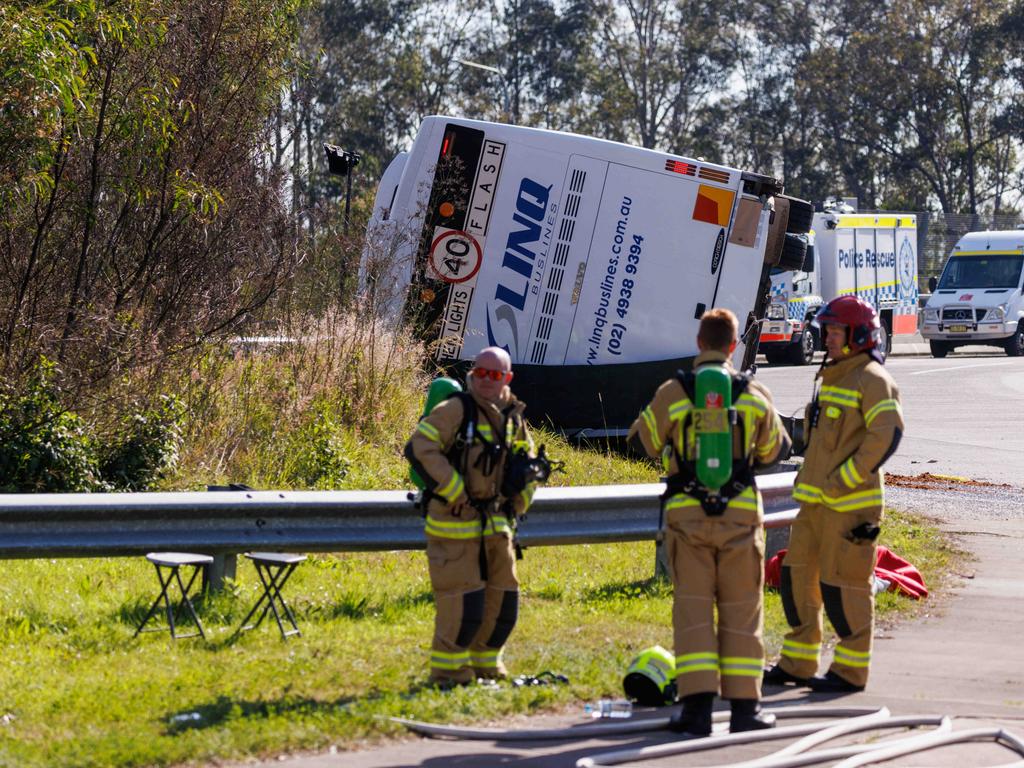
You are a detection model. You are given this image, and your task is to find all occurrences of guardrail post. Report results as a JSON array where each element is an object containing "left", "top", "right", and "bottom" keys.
[
  {"left": 654, "top": 537, "right": 670, "bottom": 581},
  {"left": 203, "top": 553, "right": 237, "bottom": 592}
]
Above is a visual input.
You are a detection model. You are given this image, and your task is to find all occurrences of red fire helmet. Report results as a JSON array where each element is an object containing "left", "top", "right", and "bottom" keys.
[{"left": 812, "top": 295, "right": 881, "bottom": 354}]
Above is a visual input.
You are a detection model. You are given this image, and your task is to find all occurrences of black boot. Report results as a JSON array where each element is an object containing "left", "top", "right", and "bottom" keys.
[
  {"left": 762, "top": 663, "right": 810, "bottom": 687},
  {"left": 729, "top": 699, "right": 776, "bottom": 732},
  {"left": 668, "top": 692, "right": 713, "bottom": 736}
]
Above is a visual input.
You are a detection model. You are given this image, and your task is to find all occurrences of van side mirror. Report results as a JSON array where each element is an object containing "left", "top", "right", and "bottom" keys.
[
  {"left": 802, "top": 245, "right": 815, "bottom": 273},
  {"left": 928, "top": 276, "right": 937, "bottom": 293}
]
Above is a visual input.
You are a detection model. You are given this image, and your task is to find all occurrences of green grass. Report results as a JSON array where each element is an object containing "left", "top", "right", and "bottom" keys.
[{"left": 0, "top": 491, "right": 959, "bottom": 767}]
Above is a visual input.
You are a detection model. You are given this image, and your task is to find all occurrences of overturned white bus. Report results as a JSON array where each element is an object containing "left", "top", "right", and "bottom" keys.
[{"left": 364, "top": 116, "right": 810, "bottom": 430}]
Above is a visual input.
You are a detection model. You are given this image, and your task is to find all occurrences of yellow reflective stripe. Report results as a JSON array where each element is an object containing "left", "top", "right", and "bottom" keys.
[
  {"left": 477, "top": 424, "right": 494, "bottom": 439},
  {"left": 864, "top": 399, "right": 901, "bottom": 427},
  {"left": 676, "top": 652, "right": 719, "bottom": 673},
  {"left": 720, "top": 657, "right": 764, "bottom": 677},
  {"left": 820, "top": 386, "right": 862, "bottom": 407},
  {"left": 519, "top": 485, "right": 535, "bottom": 507},
  {"left": 482, "top": 516, "right": 513, "bottom": 536},
  {"left": 436, "top": 472, "right": 464, "bottom": 503},
  {"left": 839, "top": 460, "right": 859, "bottom": 489},
  {"left": 668, "top": 399, "right": 692, "bottom": 420},
  {"left": 417, "top": 421, "right": 442, "bottom": 443},
  {"left": 425, "top": 515, "right": 480, "bottom": 540},
  {"left": 784, "top": 640, "right": 821, "bottom": 651},
  {"left": 470, "top": 649, "right": 502, "bottom": 667},
  {"left": 845, "top": 459, "right": 864, "bottom": 485},
  {"left": 664, "top": 495, "right": 702, "bottom": 511},
  {"left": 431, "top": 650, "right": 470, "bottom": 669},
  {"left": 794, "top": 483, "right": 883, "bottom": 511},
  {"left": 782, "top": 640, "right": 820, "bottom": 661},
  {"left": 641, "top": 406, "right": 662, "bottom": 452},
  {"left": 833, "top": 646, "right": 871, "bottom": 668},
  {"left": 736, "top": 393, "right": 767, "bottom": 417}
]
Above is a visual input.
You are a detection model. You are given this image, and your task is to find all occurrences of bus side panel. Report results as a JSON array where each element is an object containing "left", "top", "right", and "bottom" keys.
[{"left": 562, "top": 165, "right": 728, "bottom": 365}]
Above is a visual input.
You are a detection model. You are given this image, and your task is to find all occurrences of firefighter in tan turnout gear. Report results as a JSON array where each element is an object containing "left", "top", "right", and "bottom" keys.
[
  {"left": 404, "top": 347, "right": 537, "bottom": 686},
  {"left": 628, "top": 309, "right": 790, "bottom": 735},
  {"left": 765, "top": 295, "right": 904, "bottom": 693}
]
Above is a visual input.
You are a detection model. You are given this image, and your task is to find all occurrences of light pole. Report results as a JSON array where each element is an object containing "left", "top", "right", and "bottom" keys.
[
  {"left": 454, "top": 59, "right": 511, "bottom": 122},
  {"left": 323, "top": 143, "right": 361, "bottom": 234}
]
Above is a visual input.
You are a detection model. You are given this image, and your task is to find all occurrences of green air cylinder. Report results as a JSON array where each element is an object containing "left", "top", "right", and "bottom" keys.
[
  {"left": 410, "top": 376, "right": 463, "bottom": 489},
  {"left": 694, "top": 364, "right": 733, "bottom": 491}
]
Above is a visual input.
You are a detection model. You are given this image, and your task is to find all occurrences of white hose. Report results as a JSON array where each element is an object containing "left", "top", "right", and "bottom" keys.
[{"left": 832, "top": 726, "right": 1024, "bottom": 768}]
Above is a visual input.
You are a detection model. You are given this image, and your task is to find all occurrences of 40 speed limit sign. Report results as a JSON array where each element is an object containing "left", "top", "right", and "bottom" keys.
[{"left": 428, "top": 229, "right": 482, "bottom": 284}]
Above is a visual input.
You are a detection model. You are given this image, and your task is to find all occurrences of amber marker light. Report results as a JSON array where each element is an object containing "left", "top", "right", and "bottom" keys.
[{"left": 439, "top": 201, "right": 455, "bottom": 218}]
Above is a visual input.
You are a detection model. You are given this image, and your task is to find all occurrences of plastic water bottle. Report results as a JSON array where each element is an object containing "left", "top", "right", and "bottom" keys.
[{"left": 584, "top": 698, "right": 633, "bottom": 719}]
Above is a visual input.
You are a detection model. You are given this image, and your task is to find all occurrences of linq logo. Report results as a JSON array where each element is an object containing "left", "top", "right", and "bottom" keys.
[
  {"left": 705, "top": 392, "right": 723, "bottom": 408},
  {"left": 959, "top": 293, "right": 973, "bottom": 301}
]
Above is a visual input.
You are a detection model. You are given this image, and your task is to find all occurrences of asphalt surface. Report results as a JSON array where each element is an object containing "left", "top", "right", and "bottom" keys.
[{"left": 245, "top": 337, "right": 1024, "bottom": 767}]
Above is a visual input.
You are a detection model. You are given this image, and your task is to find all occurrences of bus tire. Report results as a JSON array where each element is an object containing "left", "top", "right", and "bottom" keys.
[
  {"left": 1005, "top": 324, "right": 1024, "bottom": 357},
  {"left": 785, "top": 197, "right": 814, "bottom": 234},
  {"left": 778, "top": 233, "right": 807, "bottom": 271},
  {"left": 929, "top": 340, "right": 950, "bottom": 358}
]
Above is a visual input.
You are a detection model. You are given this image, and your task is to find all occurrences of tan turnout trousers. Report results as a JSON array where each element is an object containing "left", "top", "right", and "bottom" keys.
[{"left": 667, "top": 517, "right": 767, "bottom": 699}]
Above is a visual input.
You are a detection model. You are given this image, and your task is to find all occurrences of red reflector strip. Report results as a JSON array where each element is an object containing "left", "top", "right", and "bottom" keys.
[
  {"left": 441, "top": 132, "right": 454, "bottom": 156},
  {"left": 665, "top": 159, "right": 696, "bottom": 176},
  {"left": 698, "top": 167, "right": 730, "bottom": 184},
  {"left": 759, "top": 333, "right": 792, "bottom": 342}
]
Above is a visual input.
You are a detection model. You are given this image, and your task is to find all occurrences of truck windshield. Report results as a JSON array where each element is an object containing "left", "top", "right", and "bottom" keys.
[{"left": 938, "top": 253, "right": 1024, "bottom": 290}]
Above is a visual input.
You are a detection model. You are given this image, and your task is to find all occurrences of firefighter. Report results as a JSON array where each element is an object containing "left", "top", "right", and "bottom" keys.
[
  {"left": 404, "top": 347, "right": 536, "bottom": 686},
  {"left": 764, "top": 296, "right": 904, "bottom": 693},
  {"left": 628, "top": 308, "right": 790, "bottom": 735}
]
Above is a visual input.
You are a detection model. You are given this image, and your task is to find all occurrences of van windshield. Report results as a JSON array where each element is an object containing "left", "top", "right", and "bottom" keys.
[{"left": 938, "top": 253, "right": 1024, "bottom": 290}]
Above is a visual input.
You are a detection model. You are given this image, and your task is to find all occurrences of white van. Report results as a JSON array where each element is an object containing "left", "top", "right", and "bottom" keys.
[
  {"left": 364, "top": 116, "right": 809, "bottom": 429},
  {"left": 920, "top": 230, "right": 1024, "bottom": 358}
]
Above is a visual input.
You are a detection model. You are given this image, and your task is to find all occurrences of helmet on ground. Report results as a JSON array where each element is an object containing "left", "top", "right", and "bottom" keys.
[
  {"left": 622, "top": 646, "right": 676, "bottom": 706},
  {"left": 812, "top": 295, "right": 881, "bottom": 354}
]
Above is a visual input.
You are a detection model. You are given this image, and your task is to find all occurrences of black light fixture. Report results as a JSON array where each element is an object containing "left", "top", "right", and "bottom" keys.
[{"left": 323, "top": 143, "right": 361, "bottom": 233}]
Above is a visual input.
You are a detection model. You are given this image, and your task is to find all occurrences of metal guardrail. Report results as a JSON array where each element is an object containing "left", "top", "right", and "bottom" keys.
[{"left": 0, "top": 473, "right": 798, "bottom": 558}]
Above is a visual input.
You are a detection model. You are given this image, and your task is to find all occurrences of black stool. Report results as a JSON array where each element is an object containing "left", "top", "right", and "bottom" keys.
[
  {"left": 237, "top": 552, "right": 307, "bottom": 639},
  {"left": 134, "top": 552, "right": 213, "bottom": 640}
]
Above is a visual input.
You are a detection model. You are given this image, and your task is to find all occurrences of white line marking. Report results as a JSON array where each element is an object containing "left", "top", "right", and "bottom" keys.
[{"left": 908, "top": 361, "right": 1021, "bottom": 376}]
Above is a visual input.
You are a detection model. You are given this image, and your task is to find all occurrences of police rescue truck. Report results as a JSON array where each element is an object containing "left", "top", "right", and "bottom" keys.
[
  {"left": 364, "top": 116, "right": 810, "bottom": 429},
  {"left": 920, "top": 230, "right": 1024, "bottom": 357},
  {"left": 758, "top": 206, "right": 919, "bottom": 365}
]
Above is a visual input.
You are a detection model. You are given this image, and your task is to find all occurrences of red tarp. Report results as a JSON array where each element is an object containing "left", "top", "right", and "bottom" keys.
[{"left": 765, "top": 545, "right": 928, "bottom": 599}]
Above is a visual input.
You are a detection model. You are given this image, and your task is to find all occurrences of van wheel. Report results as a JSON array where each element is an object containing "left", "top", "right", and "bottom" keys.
[
  {"left": 930, "top": 340, "right": 950, "bottom": 358},
  {"left": 1005, "top": 325, "right": 1024, "bottom": 357},
  {"left": 777, "top": 233, "right": 807, "bottom": 270},
  {"left": 788, "top": 329, "right": 816, "bottom": 365},
  {"left": 877, "top": 320, "right": 891, "bottom": 358}
]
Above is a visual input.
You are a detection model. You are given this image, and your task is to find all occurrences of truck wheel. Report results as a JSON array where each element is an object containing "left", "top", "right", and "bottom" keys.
[
  {"left": 929, "top": 340, "right": 950, "bottom": 358},
  {"left": 777, "top": 233, "right": 807, "bottom": 270},
  {"left": 764, "top": 349, "right": 787, "bottom": 365},
  {"left": 1005, "top": 325, "right": 1024, "bottom": 357},
  {"left": 788, "top": 329, "right": 816, "bottom": 365},
  {"left": 877, "top": 320, "right": 891, "bottom": 358},
  {"left": 785, "top": 197, "right": 814, "bottom": 234}
]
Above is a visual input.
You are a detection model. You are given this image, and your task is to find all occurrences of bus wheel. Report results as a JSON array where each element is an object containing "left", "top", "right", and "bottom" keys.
[
  {"left": 1005, "top": 325, "right": 1024, "bottom": 357},
  {"left": 788, "top": 329, "right": 816, "bottom": 365},
  {"left": 930, "top": 340, "right": 950, "bottom": 358}
]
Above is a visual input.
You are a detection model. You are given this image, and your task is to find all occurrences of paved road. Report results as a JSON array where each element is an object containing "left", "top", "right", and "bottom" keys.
[{"left": 755, "top": 352, "right": 1024, "bottom": 485}]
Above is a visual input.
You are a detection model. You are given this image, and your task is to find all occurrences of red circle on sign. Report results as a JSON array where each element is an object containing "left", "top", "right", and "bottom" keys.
[{"left": 428, "top": 229, "right": 483, "bottom": 284}]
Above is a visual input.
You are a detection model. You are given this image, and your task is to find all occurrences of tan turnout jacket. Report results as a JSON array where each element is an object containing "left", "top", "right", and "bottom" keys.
[
  {"left": 628, "top": 350, "right": 789, "bottom": 525},
  {"left": 406, "top": 386, "right": 534, "bottom": 539},
  {"left": 793, "top": 353, "right": 904, "bottom": 516}
]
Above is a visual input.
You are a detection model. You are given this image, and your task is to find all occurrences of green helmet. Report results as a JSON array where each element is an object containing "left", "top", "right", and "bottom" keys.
[{"left": 622, "top": 646, "right": 676, "bottom": 706}]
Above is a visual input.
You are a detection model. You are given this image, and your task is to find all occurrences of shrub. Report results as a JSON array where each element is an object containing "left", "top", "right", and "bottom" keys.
[
  {"left": 0, "top": 359, "right": 103, "bottom": 492},
  {"left": 100, "top": 395, "right": 186, "bottom": 491}
]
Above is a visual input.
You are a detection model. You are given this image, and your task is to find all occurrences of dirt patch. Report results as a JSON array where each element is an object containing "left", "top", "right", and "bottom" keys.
[{"left": 887, "top": 472, "right": 1015, "bottom": 491}]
